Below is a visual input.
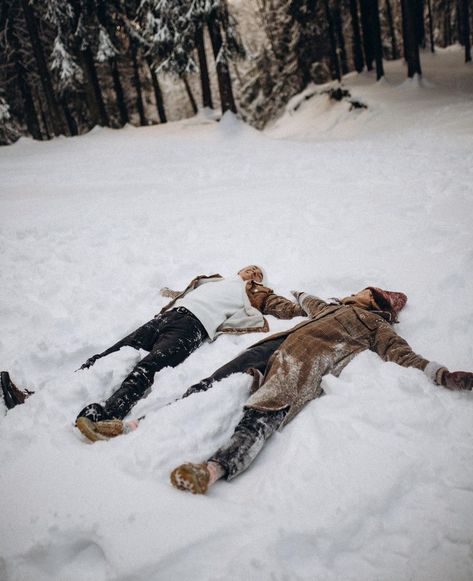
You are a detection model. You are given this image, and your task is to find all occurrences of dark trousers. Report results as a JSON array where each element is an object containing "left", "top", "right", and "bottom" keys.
[
  {"left": 179, "top": 336, "right": 288, "bottom": 481},
  {"left": 209, "top": 408, "right": 288, "bottom": 480},
  {"left": 181, "top": 336, "right": 286, "bottom": 399},
  {"left": 104, "top": 308, "right": 207, "bottom": 419}
]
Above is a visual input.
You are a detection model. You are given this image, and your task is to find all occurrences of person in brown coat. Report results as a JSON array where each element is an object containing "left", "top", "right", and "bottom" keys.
[
  {"left": 167, "top": 286, "right": 473, "bottom": 494},
  {"left": 75, "top": 266, "right": 305, "bottom": 439}
]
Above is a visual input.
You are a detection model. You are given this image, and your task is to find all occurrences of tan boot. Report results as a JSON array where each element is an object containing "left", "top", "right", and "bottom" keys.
[
  {"left": 170, "top": 463, "right": 211, "bottom": 494},
  {"left": 76, "top": 417, "right": 125, "bottom": 442}
]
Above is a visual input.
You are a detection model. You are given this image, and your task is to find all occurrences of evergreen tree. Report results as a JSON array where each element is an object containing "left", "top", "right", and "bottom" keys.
[{"left": 239, "top": 0, "right": 303, "bottom": 127}]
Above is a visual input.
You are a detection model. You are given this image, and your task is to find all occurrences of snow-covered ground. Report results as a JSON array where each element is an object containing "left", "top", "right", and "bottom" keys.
[{"left": 1, "top": 47, "right": 473, "bottom": 581}]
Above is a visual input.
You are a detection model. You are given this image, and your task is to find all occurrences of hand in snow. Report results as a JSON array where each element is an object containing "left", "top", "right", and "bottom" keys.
[
  {"left": 76, "top": 354, "right": 100, "bottom": 371},
  {"left": 441, "top": 371, "right": 473, "bottom": 391}
]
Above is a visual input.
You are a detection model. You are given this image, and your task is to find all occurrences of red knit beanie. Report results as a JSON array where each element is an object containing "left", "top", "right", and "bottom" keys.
[{"left": 366, "top": 287, "right": 407, "bottom": 322}]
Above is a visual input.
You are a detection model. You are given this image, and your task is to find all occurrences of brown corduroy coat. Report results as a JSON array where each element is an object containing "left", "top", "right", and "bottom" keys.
[{"left": 245, "top": 294, "right": 432, "bottom": 426}]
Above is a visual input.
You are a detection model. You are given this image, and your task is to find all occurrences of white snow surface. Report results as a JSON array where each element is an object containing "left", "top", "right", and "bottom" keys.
[{"left": 1, "top": 47, "right": 473, "bottom": 581}]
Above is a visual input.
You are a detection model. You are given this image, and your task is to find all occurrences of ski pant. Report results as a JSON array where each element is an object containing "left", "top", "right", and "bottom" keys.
[
  {"left": 181, "top": 336, "right": 287, "bottom": 399},
  {"left": 104, "top": 308, "right": 208, "bottom": 419},
  {"left": 209, "top": 407, "right": 288, "bottom": 480}
]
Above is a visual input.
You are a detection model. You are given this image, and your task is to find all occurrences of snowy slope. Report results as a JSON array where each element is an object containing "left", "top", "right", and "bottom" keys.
[{"left": 0, "top": 47, "right": 472, "bottom": 581}]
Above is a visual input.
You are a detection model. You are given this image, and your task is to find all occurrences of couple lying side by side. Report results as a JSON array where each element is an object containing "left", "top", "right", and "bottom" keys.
[{"left": 73, "top": 266, "right": 473, "bottom": 494}]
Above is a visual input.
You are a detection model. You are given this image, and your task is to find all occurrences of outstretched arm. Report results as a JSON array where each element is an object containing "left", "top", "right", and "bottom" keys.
[
  {"left": 76, "top": 325, "right": 149, "bottom": 371},
  {"left": 372, "top": 322, "right": 473, "bottom": 391},
  {"left": 291, "top": 292, "right": 330, "bottom": 319},
  {"left": 76, "top": 339, "right": 131, "bottom": 371},
  {"left": 262, "top": 292, "right": 307, "bottom": 319}
]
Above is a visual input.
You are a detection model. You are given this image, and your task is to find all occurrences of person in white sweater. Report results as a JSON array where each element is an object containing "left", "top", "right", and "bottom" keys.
[{"left": 75, "top": 266, "right": 305, "bottom": 441}]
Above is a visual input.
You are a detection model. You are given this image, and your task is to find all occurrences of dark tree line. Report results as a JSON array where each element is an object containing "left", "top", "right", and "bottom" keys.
[{"left": 0, "top": 0, "right": 470, "bottom": 143}]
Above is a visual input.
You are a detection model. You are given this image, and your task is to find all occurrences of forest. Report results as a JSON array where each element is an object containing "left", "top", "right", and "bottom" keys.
[{"left": 0, "top": 0, "right": 471, "bottom": 144}]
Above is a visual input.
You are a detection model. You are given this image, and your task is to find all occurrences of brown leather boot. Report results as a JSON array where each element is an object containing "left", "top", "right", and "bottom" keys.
[
  {"left": 170, "top": 463, "right": 211, "bottom": 494},
  {"left": 76, "top": 417, "right": 125, "bottom": 442},
  {"left": 1, "top": 371, "right": 34, "bottom": 410}
]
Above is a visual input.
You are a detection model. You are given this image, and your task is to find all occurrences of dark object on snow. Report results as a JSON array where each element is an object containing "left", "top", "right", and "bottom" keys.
[
  {"left": 349, "top": 100, "right": 368, "bottom": 110},
  {"left": 1, "top": 371, "right": 34, "bottom": 410},
  {"left": 324, "top": 87, "right": 367, "bottom": 110},
  {"left": 293, "top": 86, "right": 367, "bottom": 113},
  {"left": 325, "top": 87, "right": 351, "bottom": 101}
]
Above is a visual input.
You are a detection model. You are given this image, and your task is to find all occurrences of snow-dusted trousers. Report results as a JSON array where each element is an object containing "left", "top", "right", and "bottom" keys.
[
  {"left": 181, "top": 336, "right": 286, "bottom": 399},
  {"left": 208, "top": 407, "right": 288, "bottom": 480},
  {"left": 104, "top": 308, "right": 207, "bottom": 419}
]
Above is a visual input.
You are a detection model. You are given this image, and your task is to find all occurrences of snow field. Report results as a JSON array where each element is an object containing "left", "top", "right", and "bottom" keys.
[{"left": 0, "top": 47, "right": 472, "bottom": 580}]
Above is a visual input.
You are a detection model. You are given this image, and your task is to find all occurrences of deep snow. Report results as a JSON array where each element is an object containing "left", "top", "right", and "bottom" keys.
[{"left": 1, "top": 47, "right": 473, "bottom": 581}]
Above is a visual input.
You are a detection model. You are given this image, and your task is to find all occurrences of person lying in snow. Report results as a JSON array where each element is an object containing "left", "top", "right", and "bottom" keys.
[
  {"left": 75, "top": 265, "right": 305, "bottom": 439},
  {"left": 77, "top": 286, "right": 473, "bottom": 494}
]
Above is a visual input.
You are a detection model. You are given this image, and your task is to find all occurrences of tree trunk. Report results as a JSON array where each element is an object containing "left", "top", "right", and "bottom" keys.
[
  {"left": 323, "top": 0, "right": 342, "bottom": 81},
  {"left": 110, "top": 60, "right": 129, "bottom": 126},
  {"left": 385, "top": 0, "right": 399, "bottom": 59},
  {"left": 4, "top": 7, "right": 43, "bottom": 139},
  {"left": 61, "top": 99, "right": 78, "bottom": 135},
  {"left": 350, "top": 0, "right": 365, "bottom": 71},
  {"left": 359, "top": 0, "right": 374, "bottom": 70},
  {"left": 96, "top": 0, "right": 129, "bottom": 126},
  {"left": 334, "top": 0, "right": 349, "bottom": 74},
  {"left": 36, "top": 91, "right": 52, "bottom": 139},
  {"left": 13, "top": 60, "right": 43, "bottom": 139},
  {"left": 400, "top": 0, "right": 422, "bottom": 77},
  {"left": 207, "top": 12, "right": 237, "bottom": 114},
  {"left": 130, "top": 45, "right": 146, "bottom": 125},
  {"left": 77, "top": 50, "right": 108, "bottom": 127},
  {"left": 416, "top": 0, "right": 425, "bottom": 47},
  {"left": 462, "top": 0, "right": 471, "bottom": 61},
  {"left": 444, "top": 0, "right": 452, "bottom": 46},
  {"left": 182, "top": 75, "right": 198, "bottom": 115},
  {"left": 457, "top": 0, "right": 464, "bottom": 44},
  {"left": 20, "top": 0, "right": 68, "bottom": 136},
  {"left": 371, "top": 0, "right": 384, "bottom": 79},
  {"left": 195, "top": 26, "right": 213, "bottom": 109},
  {"left": 146, "top": 57, "right": 167, "bottom": 123},
  {"left": 426, "top": 0, "right": 435, "bottom": 52}
]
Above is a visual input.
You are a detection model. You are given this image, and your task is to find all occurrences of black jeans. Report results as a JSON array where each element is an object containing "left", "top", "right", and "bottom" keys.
[
  {"left": 181, "top": 336, "right": 286, "bottom": 399},
  {"left": 104, "top": 308, "right": 207, "bottom": 419}
]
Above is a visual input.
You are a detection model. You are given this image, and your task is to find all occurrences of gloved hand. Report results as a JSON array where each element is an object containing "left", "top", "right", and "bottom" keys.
[
  {"left": 441, "top": 371, "right": 473, "bottom": 391},
  {"left": 76, "top": 354, "right": 100, "bottom": 372}
]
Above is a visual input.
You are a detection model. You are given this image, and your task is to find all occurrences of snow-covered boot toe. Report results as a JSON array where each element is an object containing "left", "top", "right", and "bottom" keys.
[
  {"left": 76, "top": 403, "right": 111, "bottom": 423},
  {"left": 76, "top": 417, "right": 124, "bottom": 442},
  {"left": 170, "top": 463, "right": 210, "bottom": 494}
]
